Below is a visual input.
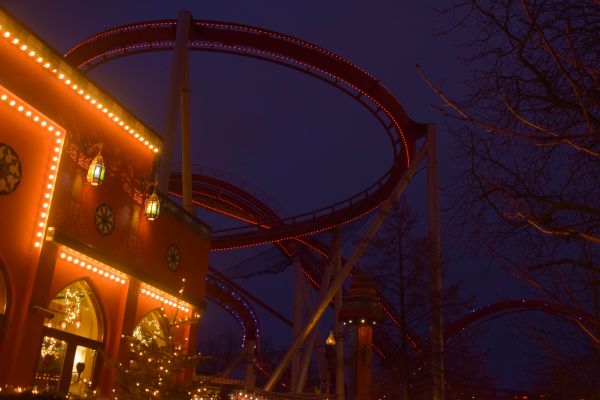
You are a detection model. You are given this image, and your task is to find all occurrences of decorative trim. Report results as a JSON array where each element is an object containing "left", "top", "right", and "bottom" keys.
[{"left": 0, "top": 143, "right": 22, "bottom": 194}]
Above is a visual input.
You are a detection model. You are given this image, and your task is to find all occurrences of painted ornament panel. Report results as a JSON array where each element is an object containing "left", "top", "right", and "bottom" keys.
[
  {"left": 166, "top": 244, "right": 180, "bottom": 272},
  {"left": 95, "top": 204, "right": 115, "bottom": 235},
  {"left": 0, "top": 143, "right": 22, "bottom": 194}
]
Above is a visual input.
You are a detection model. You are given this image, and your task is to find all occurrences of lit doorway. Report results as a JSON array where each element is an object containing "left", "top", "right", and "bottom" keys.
[{"left": 34, "top": 280, "right": 104, "bottom": 395}]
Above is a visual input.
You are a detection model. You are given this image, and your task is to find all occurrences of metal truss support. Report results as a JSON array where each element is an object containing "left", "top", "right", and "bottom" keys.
[
  {"left": 332, "top": 229, "right": 345, "bottom": 400},
  {"left": 294, "top": 245, "right": 336, "bottom": 392},
  {"left": 158, "top": 9, "right": 193, "bottom": 215},
  {"left": 291, "top": 255, "right": 306, "bottom": 391},
  {"left": 264, "top": 144, "right": 427, "bottom": 392}
]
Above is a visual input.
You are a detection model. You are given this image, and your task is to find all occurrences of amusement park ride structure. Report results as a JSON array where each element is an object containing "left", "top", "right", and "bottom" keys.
[{"left": 63, "top": 10, "right": 599, "bottom": 400}]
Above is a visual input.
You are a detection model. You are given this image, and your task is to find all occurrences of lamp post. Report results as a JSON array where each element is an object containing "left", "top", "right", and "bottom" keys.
[
  {"left": 325, "top": 330, "right": 336, "bottom": 396},
  {"left": 340, "top": 273, "right": 385, "bottom": 400}
]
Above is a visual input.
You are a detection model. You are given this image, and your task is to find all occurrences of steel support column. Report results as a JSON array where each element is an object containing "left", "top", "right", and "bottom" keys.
[
  {"left": 332, "top": 229, "right": 345, "bottom": 400},
  {"left": 180, "top": 35, "right": 193, "bottom": 213},
  {"left": 264, "top": 145, "right": 427, "bottom": 392},
  {"left": 295, "top": 246, "right": 336, "bottom": 392},
  {"left": 158, "top": 10, "right": 192, "bottom": 201},
  {"left": 291, "top": 256, "right": 305, "bottom": 391},
  {"left": 427, "top": 124, "right": 444, "bottom": 400}
]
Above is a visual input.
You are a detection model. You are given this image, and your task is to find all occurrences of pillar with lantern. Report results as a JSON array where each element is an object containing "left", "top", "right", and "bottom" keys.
[{"left": 339, "top": 273, "right": 385, "bottom": 400}]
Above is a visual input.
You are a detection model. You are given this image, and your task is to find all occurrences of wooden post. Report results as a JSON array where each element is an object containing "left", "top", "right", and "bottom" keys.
[{"left": 356, "top": 325, "right": 374, "bottom": 400}]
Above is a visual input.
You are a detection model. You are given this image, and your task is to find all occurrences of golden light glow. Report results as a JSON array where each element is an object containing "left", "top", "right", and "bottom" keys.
[
  {"left": 140, "top": 286, "right": 191, "bottom": 313},
  {"left": 0, "top": 20, "right": 161, "bottom": 154},
  {"left": 144, "top": 191, "right": 160, "bottom": 221},
  {"left": 59, "top": 248, "right": 128, "bottom": 285},
  {"left": 86, "top": 151, "right": 105, "bottom": 186},
  {"left": 0, "top": 87, "right": 64, "bottom": 249},
  {"left": 325, "top": 330, "right": 336, "bottom": 346}
]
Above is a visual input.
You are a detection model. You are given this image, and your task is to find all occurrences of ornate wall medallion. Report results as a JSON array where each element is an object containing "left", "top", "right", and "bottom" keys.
[
  {"left": 95, "top": 204, "right": 115, "bottom": 235},
  {"left": 0, "top": 143, "right": 22, "bottom": 194},
  {"left": 166, "top": 244, "right": 180, "bottom": 272}
]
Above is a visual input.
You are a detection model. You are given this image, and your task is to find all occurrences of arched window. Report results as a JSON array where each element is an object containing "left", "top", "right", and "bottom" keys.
[
  {"left": 45, "top": 280, "right": 103, "bottom": 341},
  {"left": 133, "top": 309, "right": 168, "bottom": 347},
  {"left": 35, "top": 280, "right": 104, "bottom": 395}
]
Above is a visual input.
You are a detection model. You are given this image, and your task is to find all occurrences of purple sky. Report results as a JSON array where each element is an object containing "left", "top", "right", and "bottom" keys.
[{"left": 0, "top": 0, "right": 536, "bottom": 389}]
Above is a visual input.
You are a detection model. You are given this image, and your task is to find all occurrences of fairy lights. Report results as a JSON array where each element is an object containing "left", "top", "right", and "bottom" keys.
[
  {"left": 140, "top": 285, "right": 191, "bottom": 313},
  {"left": 59, "top": 248, "right": 128, "bottom": 285},
  {"left": 65, "top": 19, "right": 413, "bottom": 169},
  {"left": 0, "top": 87, "right": 64, "bottom": 249},
  {"left": 0, "top": 20, "right": 161, "bottom": 154}
]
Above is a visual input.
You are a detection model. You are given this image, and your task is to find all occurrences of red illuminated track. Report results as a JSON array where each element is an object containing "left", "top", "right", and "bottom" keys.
[
  {"left": 180, "top": 170, "right": 410, "bottom": 380},
  {"left": 445, "top": 299, "right": 598, "bottom": 340},
  {"left": 64, "top": 22, "right": 594, "bottom": 397},
  {"left": 66, "top": 19, "right": 428, "bottom": 249},
  {"left": 179, "top": 171, "right": 600, "bottom": 399}
]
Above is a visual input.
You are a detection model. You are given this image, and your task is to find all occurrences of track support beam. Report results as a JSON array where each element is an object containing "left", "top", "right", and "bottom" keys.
[
  {"left": 295, "top": 245, "right": 336, "bottom": 392},
  {"left": 332, "top": 229, "right": 345, "bottom": 400},
  {"left": 291, "top": 256, "right": 306, "bottom": 391},
  {"left": 158, "top": 9, "right": 193, "bottom": 215},
  {"left": 427, "top": 124, "right": 444, "bottom": 400},
  {"left": 264, "top": 144, "right": 427, "bottom": 392}
]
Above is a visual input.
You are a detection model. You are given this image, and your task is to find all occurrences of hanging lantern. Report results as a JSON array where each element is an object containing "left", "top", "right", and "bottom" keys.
[
  {"left": 145, "top": 191, "right": 160, "bottom": 221},
  {"left": 86, "top": 152, "right": 105, "bottom": 186}
]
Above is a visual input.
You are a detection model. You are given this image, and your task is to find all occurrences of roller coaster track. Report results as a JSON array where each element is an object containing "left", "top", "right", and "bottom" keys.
[
  {"left": 65, "top": 20, "right": 600, "bottom": 397},
  {"left": 65, "top": 18, "right": 428, "bottom": 249}
]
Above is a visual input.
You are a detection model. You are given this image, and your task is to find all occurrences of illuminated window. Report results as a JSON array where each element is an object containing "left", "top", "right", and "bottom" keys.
[
  {"left": 133, "top": 309, "right": 167, "bottom": 348},
  {"left": 35, "top": 280, "right": 104, "bottom": 394},
  {"left": 45, "top": 280, "right": 103, "bottom": 341}
]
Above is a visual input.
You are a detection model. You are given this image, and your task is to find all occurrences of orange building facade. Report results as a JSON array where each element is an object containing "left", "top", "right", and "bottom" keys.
[{"left": 0, "top": 9, "right": 211, "bottom": 395}]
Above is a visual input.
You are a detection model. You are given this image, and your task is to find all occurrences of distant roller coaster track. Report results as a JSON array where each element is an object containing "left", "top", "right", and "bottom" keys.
[
  {"left": 65, "top": 18, "right": 428, "bottom": 249},
  {"left": 67, "top": 21, "right": 599, "bottom": 397},
  {"left": 177, "top": 171, "right": 599, "bottom": 392}
]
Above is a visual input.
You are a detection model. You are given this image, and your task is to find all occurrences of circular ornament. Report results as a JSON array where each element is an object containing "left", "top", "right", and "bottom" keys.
[
  {"left": 95, "top": 204, "right": 115, "bottom": 235},
  {"left": 0, "top": 143, "right": 22, "bottom": 194},
  {"left": 166, "top": 244, "right": 180, "bottom": 272}
]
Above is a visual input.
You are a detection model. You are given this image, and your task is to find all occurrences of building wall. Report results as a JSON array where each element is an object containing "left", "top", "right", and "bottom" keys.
[{"left": 0, "top": 9, "right": 211, "bottom": 393}]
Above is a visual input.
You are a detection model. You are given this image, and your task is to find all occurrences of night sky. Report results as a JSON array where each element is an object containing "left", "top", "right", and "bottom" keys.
[{"left": 0, "top": 0, "right": 533, "bottom": 390}]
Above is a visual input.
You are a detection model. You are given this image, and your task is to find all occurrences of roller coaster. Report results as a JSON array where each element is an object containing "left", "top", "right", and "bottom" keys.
[{"left": 65, "top": 18, "right": 599, "bottom": 399}]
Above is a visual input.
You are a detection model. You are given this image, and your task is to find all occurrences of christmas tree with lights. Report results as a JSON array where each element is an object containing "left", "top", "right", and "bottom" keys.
[{"left": 113, "top": 281, "right": 206, "bottom": 400}]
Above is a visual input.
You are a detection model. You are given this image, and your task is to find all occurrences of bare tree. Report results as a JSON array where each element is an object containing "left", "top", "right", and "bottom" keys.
[
  {"left": 419, "top": 0, "right": 600, "bottom": 396},
  {"left": 362, "top": 199, "right": 490, "bottom": 398}
]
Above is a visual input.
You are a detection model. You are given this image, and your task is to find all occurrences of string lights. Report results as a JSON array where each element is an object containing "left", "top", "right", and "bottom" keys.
[
  {"left": 59, "top": 248, "right": 128, "bottom": 285},
  {"left": 140, "top": 285, "right": 191, "bottom": 314},
  {"left": 0, "top": 87, "right": 64, "bottom": 249},
  {"left": 0, "top": 21, "right": 161, "bottom": 154}
]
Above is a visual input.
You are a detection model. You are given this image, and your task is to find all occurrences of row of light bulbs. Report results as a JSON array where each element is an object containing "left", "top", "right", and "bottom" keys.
[
  {"left": 0, "top": 23, "right": 161, "bottom": 154},
  {"left": 0, "top": 89, "right": 63, "bottom": 249},
  {"left": 60, "top": 250, "right": 128, "bottom": 285},
  {"left": 140, "top": 287, "right": 191, "bottom": 313},
  {"left": 1, "top": 19, "right": 164, "bottom": 247}
]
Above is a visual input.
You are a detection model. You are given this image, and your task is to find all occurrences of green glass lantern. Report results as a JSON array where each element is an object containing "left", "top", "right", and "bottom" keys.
[
  {"left": 145, "top": 191, "right": 160, "bottom": 221},
  {"left": 86, "top": 152, "right": 105, "bottom": 186}
]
